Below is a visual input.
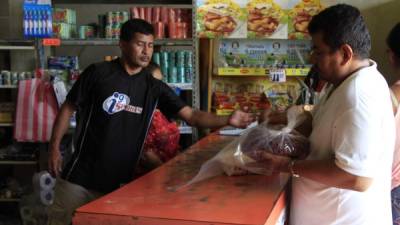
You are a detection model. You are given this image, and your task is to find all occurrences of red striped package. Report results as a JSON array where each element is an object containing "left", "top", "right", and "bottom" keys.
[{"left": 14, "top": 78, "right": 59, "bottom": 142}]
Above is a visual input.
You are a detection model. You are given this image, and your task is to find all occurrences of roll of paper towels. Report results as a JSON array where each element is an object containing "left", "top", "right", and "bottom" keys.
[{"left": 32, "top": 171, "right": 56, "bottom": 191}]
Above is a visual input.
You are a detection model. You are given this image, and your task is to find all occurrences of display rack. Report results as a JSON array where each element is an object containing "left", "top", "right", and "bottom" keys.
[{"left": 37, "top": 0, "right": 200, "bottom": 142}]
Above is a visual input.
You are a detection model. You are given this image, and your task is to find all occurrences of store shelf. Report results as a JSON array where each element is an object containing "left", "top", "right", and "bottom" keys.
[
  {"left": 0, "top": 198, "right": 20, "bottom": 202},
  {"left": 60, "top": 38, "right": 193, "bottom": 46},
  {"left": 0, "top": 39, "right": 35, "bottom": 50},
  {"left": 0, "top": 123, "right": 13, "bottom": 127},
  {"left": 53, "top": 0, "right": 191, "bottom": 6},
  {"left": 179, "top": 126, "right": 192, "bottom": 134},
  {"left": 0, "top": 85, "right": 18, "bottom": 89},
  {"left": 217, "top": 67, "right": 311, "bottom": 76},
  {"left": 0, "top": 160, "right": 37, "bottom": 165},
  {"left": 168, "top": 83, "right": 192, "bottom": 90}
]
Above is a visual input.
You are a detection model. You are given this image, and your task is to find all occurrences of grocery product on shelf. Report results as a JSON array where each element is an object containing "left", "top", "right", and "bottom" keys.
[
  {"left": 52, "top": 8, "right": 77, "bottom": 39},
  {"left": 23, "top": 1, "right": 53, "bottom": 38}
]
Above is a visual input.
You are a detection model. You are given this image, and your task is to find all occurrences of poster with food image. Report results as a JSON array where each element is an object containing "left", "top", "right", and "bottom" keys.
[
  {"left": 211, "top": 77, "right": 301, "bottom": 115},
  {"left": 196, "top": 0, "right": 247, "bottom": 38},
  {"left": 288, "top": 0, "right": 324, "bottom": 39},
  {"left": 216, "top": 39, "right": 289, "bottom": 68},
  {"left": 247, "top": 0, "right": 289, "bottom": 39}
]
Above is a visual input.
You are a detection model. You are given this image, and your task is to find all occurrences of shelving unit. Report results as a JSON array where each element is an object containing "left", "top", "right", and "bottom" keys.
[
  {"left": 59, "top": 38, "right": 193, "bottom": 46},
  {"left": 40, "top": 0, "right": 200, "bottom": 142},
  {"left": 0, "top": 40, "right": 40, "bottom": 215}
]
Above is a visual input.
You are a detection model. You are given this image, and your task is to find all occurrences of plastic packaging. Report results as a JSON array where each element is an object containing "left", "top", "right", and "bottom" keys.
[{"left": 186, "top": 106, "right": 310, "bottom": 186}]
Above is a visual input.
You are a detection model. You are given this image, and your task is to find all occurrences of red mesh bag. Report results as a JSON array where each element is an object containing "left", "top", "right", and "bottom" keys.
[
  {"left": 144, "top": 110, "right": 180, "bottom": 161},
  {"left": 135, "top": 110, "right": 180, "bottom": 177}
]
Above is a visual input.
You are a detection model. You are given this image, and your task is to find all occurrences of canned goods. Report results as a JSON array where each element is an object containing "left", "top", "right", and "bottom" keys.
[
  {"left": 160, "top": 51, "right": 169, "bottom": 67},
  {"left": 176, "top": 51, "right": 185, "bottom": 67},
  {"left": 106, "top": 12, "right": 114, "bottom": 25},
  {"left": 1, "top": 71, "right": 11, "bottom": 85},
  {"left": 168, "top": 51, "right": 176, "bottom": 67},
  {"left": 105, "top": 25, "right": 113, "bottom": 39},
  {"left": 121, "top": 11, "right": 129, "bottom": 23},
  {"left": 114, "top": 11, "right": 121, "bottom": 24},
  {"left": 152, "top": 52, "right": 161, "bottom": 65},
  {"left": 177, "top": 66, "right": 185, "bottom": 83},
  {"left": 168, "top": 67, "right": 177, "bottom": 83},
  {"left": 18, "top": 72, "right": 25, "bottom": 81},
  {"left": 79, "top": 25, "right": 95, "bottom": 39},
  {"left": 185, "top": 51, "right": 193, "bottom": 67},
  {"left": 185, "top": 66, "right": 193, "bottom": 83},
  {"left": 160, "top": 65, "right": 168, "bottom": 83},
  {"left": 11, "top": 72, "right": 19, "bottom": 85},
  {"left": 112, "top": 24, "right": 121, "bottom": 39}
]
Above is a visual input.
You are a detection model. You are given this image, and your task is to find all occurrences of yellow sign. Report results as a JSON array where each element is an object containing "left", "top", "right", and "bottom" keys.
[{"left": 217, "top": 67, "right": 310, "bottom": 76}]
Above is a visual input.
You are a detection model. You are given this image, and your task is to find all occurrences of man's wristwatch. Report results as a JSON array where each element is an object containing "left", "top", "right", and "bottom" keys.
[{"left": 289, "top": 159, "right": 300, "bottom": 178}]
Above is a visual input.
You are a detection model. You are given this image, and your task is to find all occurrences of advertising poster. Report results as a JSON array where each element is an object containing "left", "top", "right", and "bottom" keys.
[
  {"left": 196, "top": 0, "right": 247, "bottom": 38},
  {"left": 288, "top": 0, "right": 324, "bottom": 39},
  {"left": 247, "top": 0, "right": 289, "bottom": 39}
]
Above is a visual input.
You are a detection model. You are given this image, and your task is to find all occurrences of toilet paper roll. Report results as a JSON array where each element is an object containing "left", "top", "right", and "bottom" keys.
[
  {"left": 40, "top": 189, "right": 54, "bottom": 206},
  {"left": 32, "top": 171, "right": 56, "bottom": 191}
]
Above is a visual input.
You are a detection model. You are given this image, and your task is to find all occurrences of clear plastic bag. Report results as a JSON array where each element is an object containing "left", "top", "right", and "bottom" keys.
[{"left": 185, "top": 106, "right": 310, "bottom": 186}]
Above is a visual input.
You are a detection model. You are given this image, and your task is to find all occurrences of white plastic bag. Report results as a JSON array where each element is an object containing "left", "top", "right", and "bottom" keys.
[{"left": 186, "top": 106, "right": 310, "bottom": 186}]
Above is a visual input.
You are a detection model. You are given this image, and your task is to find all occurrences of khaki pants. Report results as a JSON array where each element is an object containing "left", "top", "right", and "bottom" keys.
[{"left": 48, "top": 179, "right": 104, "bottom": 225}]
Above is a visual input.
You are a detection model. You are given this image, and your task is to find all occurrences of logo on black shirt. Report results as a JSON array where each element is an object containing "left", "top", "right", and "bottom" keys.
[{"left": 102, "top": 92, "right": 143, "bottom": 115}]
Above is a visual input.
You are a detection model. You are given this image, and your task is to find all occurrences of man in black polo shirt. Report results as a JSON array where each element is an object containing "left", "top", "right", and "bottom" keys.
[{"left": 47, "top": 19, "right": 254, "bottom": 225}]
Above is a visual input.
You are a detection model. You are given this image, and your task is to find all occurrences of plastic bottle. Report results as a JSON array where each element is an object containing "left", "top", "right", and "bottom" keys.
[
  {"left": 32, "top": 10, "right": 38, "bottom": 37},
  {"left": 23, "top": 8, "right": 29, "bottom": 37},
  {"left": 46, "top": 8, "right": 52, "bottom": 36}
]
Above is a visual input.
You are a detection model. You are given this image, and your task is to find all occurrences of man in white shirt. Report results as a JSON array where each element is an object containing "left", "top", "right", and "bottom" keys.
[{"left": 257, "top": 4, "right": 395, "bottom": 225}]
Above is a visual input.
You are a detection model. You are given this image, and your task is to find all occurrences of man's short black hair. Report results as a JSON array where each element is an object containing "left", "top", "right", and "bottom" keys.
[
  {"left": 120, "top": 19, "right": 154, "bottom": 42},
  {"left": 387, "top": 23, "right": 400, "bottom": 59},
  {"left": 308, "top": 4, "right": 371, "bottom": 59}
]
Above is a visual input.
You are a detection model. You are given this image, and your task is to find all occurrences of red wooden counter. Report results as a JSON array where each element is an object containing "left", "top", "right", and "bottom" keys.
[{"left": 72, "top": 133, "right": 290, "bottom": 225}]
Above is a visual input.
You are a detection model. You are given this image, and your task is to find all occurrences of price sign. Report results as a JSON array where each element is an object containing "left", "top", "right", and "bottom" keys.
[
  {"left": 43, "top": 38, "right": 61, "bottom": 46},
  {"left": 269, "top": 69, "right": 286, "bottom": 82}
]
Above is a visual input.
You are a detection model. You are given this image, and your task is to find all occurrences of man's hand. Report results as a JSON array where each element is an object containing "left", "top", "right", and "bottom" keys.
[
  {"left": 228, "top": 110, "right": 255, "bottom": 128},
  {"left": 48, "top": 145, "right": 62, "bottom": 177}
]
